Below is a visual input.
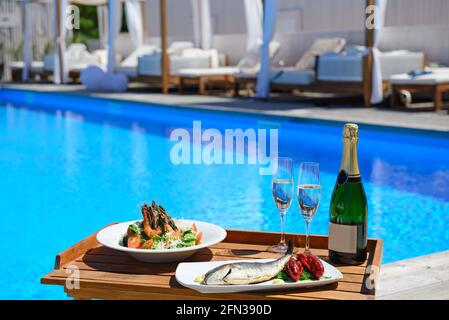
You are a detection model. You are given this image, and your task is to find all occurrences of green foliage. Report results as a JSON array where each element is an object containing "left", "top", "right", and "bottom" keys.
[
  {"left": 72, "top": 5, "right": 99, "bottom": 44},
  {"left": 72, "top": 4, "right": 128, "bottom": 45}
]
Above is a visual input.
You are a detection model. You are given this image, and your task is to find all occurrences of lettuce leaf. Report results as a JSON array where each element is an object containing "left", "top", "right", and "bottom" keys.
[{"left": 300, "top": 270, "right": 313, "bottom": 281}]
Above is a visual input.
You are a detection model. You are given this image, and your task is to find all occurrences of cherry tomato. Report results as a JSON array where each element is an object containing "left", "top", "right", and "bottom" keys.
[{"left": 127, "top": 236, "right": 141, "bottom": 249}]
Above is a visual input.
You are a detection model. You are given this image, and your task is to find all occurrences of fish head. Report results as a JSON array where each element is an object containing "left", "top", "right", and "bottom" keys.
[{"left": 202, "top": 264, "right": 232, "bottom": 285}]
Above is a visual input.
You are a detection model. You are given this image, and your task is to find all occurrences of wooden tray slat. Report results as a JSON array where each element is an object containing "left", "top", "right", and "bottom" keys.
[{"left": 41, "top": 226, "right": 382, "bottom": 300}]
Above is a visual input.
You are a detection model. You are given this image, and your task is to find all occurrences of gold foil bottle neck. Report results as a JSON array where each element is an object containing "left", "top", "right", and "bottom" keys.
[{"left": 342, "top": 123, "right": 359, "bottom": 143}]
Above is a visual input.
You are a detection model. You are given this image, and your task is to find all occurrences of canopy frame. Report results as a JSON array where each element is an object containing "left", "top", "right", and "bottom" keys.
[{"left": 52, "top": 0, "right": 147, "bottom": 82}]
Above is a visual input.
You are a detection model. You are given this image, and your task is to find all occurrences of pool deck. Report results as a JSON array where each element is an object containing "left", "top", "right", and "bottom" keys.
[
  {"left": 2, "top": 83, "right": 449, "bottom": 300},
  {"left": 377, "top": 250, "right": 449, "bottom": 300},
  {"left": 1, "top": 83, "right": 449, "bottom": 133}
]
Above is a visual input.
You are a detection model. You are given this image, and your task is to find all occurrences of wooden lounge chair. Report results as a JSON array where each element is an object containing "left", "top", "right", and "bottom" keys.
[
  {"left": 390, "top": 69, "right": 449, "bottom": 112},
  {"left": 177, "top": 41, "right": 281, "bottom": 95},
  {"left": 235, "top": 37, "right": 346, "bottom": 96}
]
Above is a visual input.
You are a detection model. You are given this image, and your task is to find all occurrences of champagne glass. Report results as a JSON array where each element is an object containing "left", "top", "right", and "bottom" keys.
[
  {"left": 270, "top": 157, "right": 294, "bottom": 253},
  {"left": 297, "top": 162, "right": 321, "bottom": 254}
]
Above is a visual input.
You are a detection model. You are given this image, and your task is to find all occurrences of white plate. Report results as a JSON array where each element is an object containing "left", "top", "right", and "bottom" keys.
[
  {"left": 175, "top": 258, "right": 343, "bottom": 293},
  {"left": 96, "top": 219, "right": 227, "bottom": 263}
]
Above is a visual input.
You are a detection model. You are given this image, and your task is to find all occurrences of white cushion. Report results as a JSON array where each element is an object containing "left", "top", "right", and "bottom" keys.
[
  {"left": 168, "top": 41, "right": 194, "bottom": 55},
  {"left": 380, "top": 51, "right": 424, "bottom": 80}
]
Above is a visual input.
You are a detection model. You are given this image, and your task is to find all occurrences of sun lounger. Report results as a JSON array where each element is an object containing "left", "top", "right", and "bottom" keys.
[
  {"left": 390, "top": 70, "right": 449, "bottom": 111},
  {"left": 8, "top": 61, "right": 45, "bottom": 81},
  {"left": 177, "top": 41, "right": 281, "bottom": 94},
  {"left": 270, "top": 38, "right": 346, "bottom": 87}
]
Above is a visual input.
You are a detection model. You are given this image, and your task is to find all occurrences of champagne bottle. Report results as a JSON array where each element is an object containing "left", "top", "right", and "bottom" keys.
[{"left": 329, "top": 123, "right": 367, "bottom": 265}]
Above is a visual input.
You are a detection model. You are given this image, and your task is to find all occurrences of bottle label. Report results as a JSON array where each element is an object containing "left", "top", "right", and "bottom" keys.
[{"left": 328, "top": 222, "right": 357, "bottom": 254}]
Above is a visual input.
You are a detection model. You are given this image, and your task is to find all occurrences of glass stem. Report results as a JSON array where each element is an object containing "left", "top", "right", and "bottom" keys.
[
  {"left": 279, "top": 211, "right": 286, "bottom": 245},
  {"left": 305, "top": 220, "right": 310, "bottom": 253}
]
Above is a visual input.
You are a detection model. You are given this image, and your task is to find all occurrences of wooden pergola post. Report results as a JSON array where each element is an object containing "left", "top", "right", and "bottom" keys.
[
  {"left": 141, "top": 0, "right": 147, "bottom": 44},
  {"left": 160, "top": 0, "right": 169, "bottom": 94},
  {"left": 363, "top": 0, "right": 375, "bottom": 107}
]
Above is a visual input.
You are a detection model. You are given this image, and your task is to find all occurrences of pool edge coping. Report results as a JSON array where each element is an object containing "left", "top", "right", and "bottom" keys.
[{"left": 1, "top": 85, "right": 449, "bottom": 138}]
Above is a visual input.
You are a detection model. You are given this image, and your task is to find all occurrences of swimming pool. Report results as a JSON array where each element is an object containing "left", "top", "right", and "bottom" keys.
[{"left": 1, "top": 88, "right": 449, "bottom": 299}]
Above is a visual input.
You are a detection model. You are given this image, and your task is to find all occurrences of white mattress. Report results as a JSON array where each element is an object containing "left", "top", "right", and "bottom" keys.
[
  {"left": 177, "top": 67, "right": 240, "bottom": 77},
  {"left": 271, "top": 68, "right": 315, "bottom": 86},
  {"left": 317, "top": 49, "right": 425, "bottom": 82},
  {"left": 390, "top": 73, "right": 449, "bottom": 85},
  {"left": 138, "top": 55, "right": 211, "bottom": 76}
]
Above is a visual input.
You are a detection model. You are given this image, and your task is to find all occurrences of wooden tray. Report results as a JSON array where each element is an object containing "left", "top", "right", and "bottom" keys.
[{"left": 41, "top": 225, "right": 383, "bottom": 300}]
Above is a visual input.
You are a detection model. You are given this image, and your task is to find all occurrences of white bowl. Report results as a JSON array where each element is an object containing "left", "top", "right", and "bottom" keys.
[{"left": 96, "top": 219, "right": 227, "bottom": 263}]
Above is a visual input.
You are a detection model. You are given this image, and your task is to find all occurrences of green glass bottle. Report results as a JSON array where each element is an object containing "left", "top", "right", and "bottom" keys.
[{"left": 329, "top": 124, "right": 368, "bottom": 265}]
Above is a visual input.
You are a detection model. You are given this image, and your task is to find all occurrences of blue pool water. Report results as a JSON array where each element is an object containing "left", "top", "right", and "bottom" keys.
[{"left": 1, "top": 89, "right": 449, "bottom": 299}]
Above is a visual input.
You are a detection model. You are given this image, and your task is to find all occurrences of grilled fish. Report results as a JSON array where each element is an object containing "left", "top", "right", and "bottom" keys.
[{"left": 202, "top": 241, "right": 293, "bottom": 285}]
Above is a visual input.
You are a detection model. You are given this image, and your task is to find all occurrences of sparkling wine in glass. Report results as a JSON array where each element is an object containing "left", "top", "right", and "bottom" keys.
[
  {"left": 270, "top": 157, "right": 294, "bottom": 253},
  {"left": 297, "top": 162, "right": 321, "bottom": 254}
]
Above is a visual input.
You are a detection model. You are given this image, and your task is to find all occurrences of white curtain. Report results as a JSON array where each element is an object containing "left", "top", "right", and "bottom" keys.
[
  {"left": 191, "top": 0, "right": 212, "bottom": 49},
  {"left": 125, "top": 0, "right": 145, "bottom": 49},
  {"left": 256, "top": 0, "right": 276, "bottom": 98},
  {"left": 244, "top": 0, "right": 263, "bottom": 51},
  {"left": 97, "top": 5, "right": 108, "bottom": 49},
  {"left": 53, "top": 0, "right": 69, "bottom": 84},
  {"left": 107, "top": 0, "right": 123, "bottom": 73},
  {"left": 22, "top": 0, "right": 32, "bottom": 81},
  {"left": 371, "top": 0, "right": 388, "bottom": 104}
]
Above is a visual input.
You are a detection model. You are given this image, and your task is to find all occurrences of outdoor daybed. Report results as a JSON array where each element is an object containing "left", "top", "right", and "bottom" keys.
[
  {"left": 176, "top": 41, "right": 281, "bottom": 94},
  {"left": 132, "top": 41, "right": 224, "bottom": 88},
  {"left": 270, "top": 44, "right": 425, "bottom": 106},
  {"left": 43, "top": 43, "right": 106, "bottom": 82}
]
